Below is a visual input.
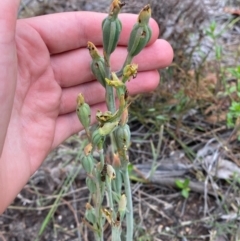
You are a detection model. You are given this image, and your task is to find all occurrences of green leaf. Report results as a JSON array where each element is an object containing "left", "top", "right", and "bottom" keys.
[
  {"left": 210, "top": 21, "right": 216, "bottom": 32},
  {"left": 148, "top": 108, "right": 155, "bottom": 112},
  {"left": 182, "top": 178, "right": 190, "bottom": 189},
  {"left": 215, "top": 45, "right": 222, "bottom": 60},
  {"left": 156, "top": 115, "right": 168, "bottom": 121},
  {"left": 181, "top": 189, "right": 189, "bottom": 199},
  {"left": 128, "top": 163, "right": 134, "bottom": 174},
  {"left": 175, "top": 179, "right": 184, "bottom": 189}
]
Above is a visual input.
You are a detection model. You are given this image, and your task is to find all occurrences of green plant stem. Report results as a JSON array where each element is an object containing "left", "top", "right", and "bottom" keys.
[
  {"left": 149, "top": 125, "right": 163, "bottom": 179},
  {"left": 99, "top": 148, "right": 105, "bottom": 169},
  {"left": 116, "top": 54, "right": 133, "bottom": 77},
  {"left": 105, "top": 54, "right": 116, "bottom": 113},
  {"left": 106, "top": 177, "right": 118, "bottom": 241},
  {"left": 113, "top": 167, "right": 122, "bottom": 195},
  {"left": 106, "top": 178, "right": 114, "bottom": 213},
  {"left": 123, "top": 165, "right": 133, "bottom": 241},
  {"left": 95, "top": 180, "right": 104, "bottom": 241},
  {"left": 106, "top": 86, "right": 115, "bottom": 113},
  {"left": 94, "top": 232, "right": 103, "bottom": 241},
  {"left": 112, "top": 226, "right": 121, "bottom": 241},
  {"left": 95, "top": 149, "right": 105, "bottom": 241}
]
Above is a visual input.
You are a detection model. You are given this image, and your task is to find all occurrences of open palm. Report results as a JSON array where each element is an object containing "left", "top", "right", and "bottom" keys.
[{"left": 0, "top": 9, "right": 173, "bottom": 213}]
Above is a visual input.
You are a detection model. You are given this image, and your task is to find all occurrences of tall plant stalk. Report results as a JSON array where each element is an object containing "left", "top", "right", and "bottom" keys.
[{"left": 76, "top": 1, "right": 152, "bottom": 240}]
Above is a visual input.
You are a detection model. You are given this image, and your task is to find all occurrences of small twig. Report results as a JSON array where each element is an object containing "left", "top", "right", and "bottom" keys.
[
  {"left": 104, "top": 53, "right": 116, "bottom": 113},
  {"left": 62, "top": 197, "right": 82, "bottom": 241}
]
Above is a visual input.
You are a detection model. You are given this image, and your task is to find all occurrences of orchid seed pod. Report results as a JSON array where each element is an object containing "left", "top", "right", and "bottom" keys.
[
  {"left": 81, "top": 154, "right": 95, "bottom": 174},
  {"left": 91, "top": 128, "right": 105, "bottom": 147},
  {"left": 102, "top": 0, "right": 125, "bottom": 55},
  {"left": 91, "top": 122, "right": 118, "bottom": 147},
  {"left": 114, "top": 124, "right": 131, "bottom": 151},
  {"left": 76, "top": 93, "right": 91, "bottom": 130},
  {"left": 87, "top": 41, "right": 106, "bottom": 87},
  {"left": 127, "top": 4, "right": 152, "bottom": 57}
]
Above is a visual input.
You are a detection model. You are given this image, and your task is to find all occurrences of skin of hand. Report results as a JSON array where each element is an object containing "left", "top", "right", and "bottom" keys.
[{"left": 0, "top": 2, "right": 173, "bottom": 213}]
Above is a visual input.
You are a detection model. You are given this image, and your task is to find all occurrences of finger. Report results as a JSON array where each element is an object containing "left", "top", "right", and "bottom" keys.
[
  {"left": 20, "top": 12, "right": 159, "bottom": 54},
  {"left": 51, "top": 39, "right": 173, "bottom": 87},
  {"left": 52, "top": 101, "right": 107, "bottom": 149},
  {"left": 59, "top": 70, "right": 160, "bottom": 115},
  {"left": 0, "top": 0, "right": 20, "bottom": 155}
]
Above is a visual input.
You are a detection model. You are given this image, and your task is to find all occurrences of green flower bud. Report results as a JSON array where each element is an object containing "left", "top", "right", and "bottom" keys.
[
  {"left": 102, "top": 18, "right": 122, "bottom": 55},
  {"left": 114, "top": 124, "right": 131, "bottom": 152},
  {"left": 127, "top": 5, "right": 152, "bottom": 57},
  {"left": 102, "top": 0, "right": 125, "bottom": 55},
  {"left": 81, "top": 155, "right": 94, "bottom": 174},
  {"left": 87, "top": 41, "right": 106, "bottom": 87},
  {"left": 91, "top": 128, "right": 105, "bottom": 147},
  {"left": 76, "top": 93, "right": 91, "bottom": 130}
]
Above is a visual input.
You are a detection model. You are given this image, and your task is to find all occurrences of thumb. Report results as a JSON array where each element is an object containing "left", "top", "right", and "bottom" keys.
[{"left": 0, "top": 0, "right": 20, "bottom": 155}]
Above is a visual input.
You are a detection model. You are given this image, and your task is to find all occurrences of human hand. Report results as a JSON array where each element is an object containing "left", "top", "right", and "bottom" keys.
[{"left": 0, "top": 2, "right": 173, "bottom": 213}]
